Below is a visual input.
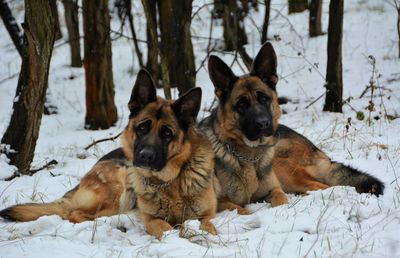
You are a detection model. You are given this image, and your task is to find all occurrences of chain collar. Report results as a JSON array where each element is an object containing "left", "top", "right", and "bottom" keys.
[
  {"left": 225, "top": 143, "right": 262, "bottom": 163},
  {"left": 142, "top": 177, "right": 172, "bottom": 189}
]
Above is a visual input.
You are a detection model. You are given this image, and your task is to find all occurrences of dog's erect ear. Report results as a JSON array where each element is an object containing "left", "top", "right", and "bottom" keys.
[
  {"left": 128, "top": 69, "right": 157, "bottom": 117},
  {"left": 250, "top": 42, "right": 278, "bottom": 91},
  {"left": 208, "top": 55, "right": 238, "bottom": 102},
  {"left": 172, "top": 87, "right": 202, "bottom": 130}
]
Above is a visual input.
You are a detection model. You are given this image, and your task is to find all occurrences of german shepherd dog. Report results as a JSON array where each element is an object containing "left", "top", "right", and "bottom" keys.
[
  {"left": 200, "top": 43, "right": 384, "bottom": 215},
  {"left": 0, "top": 70, "right": 219, "bottom": 239}
]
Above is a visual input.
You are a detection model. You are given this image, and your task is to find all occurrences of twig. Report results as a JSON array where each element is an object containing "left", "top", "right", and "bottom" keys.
[
  {"left": 84, "top": 132, "right": 122, "bottom": 151},
  {"left": 5, "top": 159, "right": 58, "bottom": 181},
  {"left": 305, "top": 91, "right": 325, "bottom": 109}
]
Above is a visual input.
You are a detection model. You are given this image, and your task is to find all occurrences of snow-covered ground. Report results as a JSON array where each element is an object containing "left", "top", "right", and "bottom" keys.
[{"left": 1, "top": 1, "right": 400, "bottom": 257}]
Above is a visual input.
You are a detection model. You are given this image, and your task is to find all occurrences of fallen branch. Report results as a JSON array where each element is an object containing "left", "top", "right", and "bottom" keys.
[
  {"left": 84, "top": 132, "right": 122, "bottom": 151},
  {"left": 5, "top": 159, "right": 58, "bottom": 181}
]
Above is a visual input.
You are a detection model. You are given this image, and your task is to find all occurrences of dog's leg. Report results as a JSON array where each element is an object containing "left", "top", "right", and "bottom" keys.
[
  {"left": 217, "top": 197, "right": 251, "bottom": 215},
  {"left": 141, "top": 213, "right": 172, "bottom": 240},
  {"left": 199, "top": 209, "right": 217, "bottom": 235},
  {"left": 262, "top": 171, "right": 288, "bottom": 207}
]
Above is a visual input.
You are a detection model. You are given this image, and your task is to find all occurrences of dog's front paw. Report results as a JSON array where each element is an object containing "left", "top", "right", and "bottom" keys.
[
  {"left": 271, "top": 192, "right": 288, "bottom": 207},
  {"left": 200, "top": 221, "right": 217, "bottom": 235}
]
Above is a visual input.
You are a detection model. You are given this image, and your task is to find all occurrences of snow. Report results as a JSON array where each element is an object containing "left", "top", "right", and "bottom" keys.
[{"left": 1, "top": 0, "right": 400, "bottom": 257}]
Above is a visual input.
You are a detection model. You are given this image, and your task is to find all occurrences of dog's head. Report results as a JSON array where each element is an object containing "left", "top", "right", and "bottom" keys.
[
  {"left": 208, "top": 43, "right": 281, "bottom": 147},
  {"left": 122, "top": 69, "right": 201, "bottom": 174}
]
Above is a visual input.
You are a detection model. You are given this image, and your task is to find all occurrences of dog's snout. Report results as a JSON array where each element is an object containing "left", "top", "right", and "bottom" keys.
[
  {"left": 255, "top": 117, "right": 270, "bottom": 130},
  {"left": 138, "top": 147, "right": 156, "bottom": 163}
]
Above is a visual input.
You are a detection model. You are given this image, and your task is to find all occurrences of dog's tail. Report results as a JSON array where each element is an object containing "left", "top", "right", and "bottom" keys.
[
  {"left": 322, "top": 162, "right": 384, "bottom": 196},
  {"left": 0, "top": 198, "right": 73, "bottom": 222}
]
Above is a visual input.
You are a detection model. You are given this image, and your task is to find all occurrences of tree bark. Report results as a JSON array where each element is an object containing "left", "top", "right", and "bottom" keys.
[
  {"left": 62, "top": 0, "right": 81, "bottom": 67},
  {"left": 144, "top": 0, "right": 160, "bottom": 87},
  {"left": 309, "top": 0, "right": 323, "bottom": 37},
  {"left": 397, "top": 6, "right": 400, "bottom": 58},
  {"left": 142, "top": 0, "right": 171, "bottom": 99},
  {"left": 323, "top": 0, "right": 343, "bottom": 113},
  {"left": 222, "top": 0, "right": 247, "bottom": 51},
  {"left": 1, "top": 0, "right": 56, "bottom": 174},
  {"left": 50, "top": 0, "right": 62, "bottom": 40},
  {"left": 124, "top": 0, "right": 144, "bottom": 68},
  {"left": 157, "top": 0, "right": 195, "bottom": 95},
  {"left": 83, "top": 0, "right": 118, "bottom": 129},
  {"left": 0, "top": 0, "right": 24, "bottom": 57},
  {"left": 288, "top": 0, "right": 308, "bottom": 14},
  {"left": 261, "top": 0, "right": 271, "bottom": 44}
]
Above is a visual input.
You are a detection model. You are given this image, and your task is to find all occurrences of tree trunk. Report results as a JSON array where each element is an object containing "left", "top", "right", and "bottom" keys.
[
  {"left": 309, "top": 0, "right": 323, "bottom": 37},
  {"left": 323, "top": 0, "right": 343, "bottom": 113},
  {"left": 261, "top": 0, "right": 271, "bottom": 44},
  {"left": 288, "top": 0, "right": 308, "bottom": 14},
  {"left": 222, "top": 0, "right": 247, "bottom": 51},
  {"left": 0, "top": 0, "right": 24, "bottom": 57},
  {"left": 50, "top": 0, "right": 62, "bottom": 40},
  {"left": 124, "top": 0, "right": 144, "bottom": 68},
  {"left": 158, "top": 0, "right": 195, "bottom": 95},
  {"left": 62, "top": 0, "right": 81, "bottom": 67},
  {"left": 144, "top": 0, "right": 160, "bottom": 87},
  {"left": 142, "top": 0, "right": 171, "bottom": 99},
  {"left": 397, "top": 7, "right": 400, "bottom": 58},
  {"left": 83, "top": 0, "right": 118, "bottom": 129},
  {"left": 1, "top": 0, "right": 56, "bottom": 174}
]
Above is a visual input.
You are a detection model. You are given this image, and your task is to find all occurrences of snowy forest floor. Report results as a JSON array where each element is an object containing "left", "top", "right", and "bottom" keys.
[{"left": 0, "top": 1, "right": 400, "bottom": 257}]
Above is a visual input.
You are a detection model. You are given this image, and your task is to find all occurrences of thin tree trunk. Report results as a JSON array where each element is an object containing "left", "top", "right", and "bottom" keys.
[
  {"left": 50, "top": 0, "right": 62, "bottom": 40},
  {"left": 83, "top": 0, "right": 118, "bottom": 129},
  {"left": 288, "top": 0, "right": 308, "bottom": 14},
  {"left": 158, "top": 0, "right": 195, "bottom": 95},
  {"left": 124, "top": 0, "right": 144, "bottom": 68},
  {"left": 1, "top": 0, "right": 56, "bottom": 174},
  {"left": 62, "top": 0, "right": 81, "bottom": 67},
  {"left": 142, "top": 0, "right": 171, "bottom": 99},
  {"left": 323, "top": 0, "right": 343, "bottom": 113},
  {"left": 309, "top": 0, "right": 323, "bottom": 37},
  {"left": 222, "top": 0, "right": 247, "bottom": 51},
  {"left": 261, "top": 0, "right": 271, "bottom": 44},
  {"left": 0, "top": 0, "right": 24, "bottom": 57},
  {"left": 145, "top": 0, "right": 160, "bottom": 88},
  {"left": 397, "top": 6, "right": 400, "bottom": 58}
]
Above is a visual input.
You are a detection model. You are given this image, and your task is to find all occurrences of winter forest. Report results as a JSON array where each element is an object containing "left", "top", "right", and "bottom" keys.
[{"left": 0, "top": 0, "right": 400, "bottom": 257}]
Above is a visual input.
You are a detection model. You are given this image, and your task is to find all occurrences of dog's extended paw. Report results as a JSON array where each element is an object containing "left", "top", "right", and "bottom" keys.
[
  {"left": 200, "top": 221, "right": 217, "bottom": 235},
  {"left": 271, "top": 192, "right": 288, "bottom": 207},
  {"left": 237, "top": 207, "right": 251, "bottom": 215}
]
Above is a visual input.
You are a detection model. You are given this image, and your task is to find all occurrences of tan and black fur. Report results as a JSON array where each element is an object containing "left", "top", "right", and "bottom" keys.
[
  {"left": 200, "top": 43, "right": 384, "bottom": 215},
  {"left": 0, "top": 70, "right": 219, "bottom": 239}
]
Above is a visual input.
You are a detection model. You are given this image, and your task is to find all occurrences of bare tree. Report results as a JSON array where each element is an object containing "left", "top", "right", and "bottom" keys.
[
  {"left": 83, "top": 0, "right": 118, "bottom": 129},
  {"left": 1, "top": 0, "right": 56, "bottom": 174},
  {"left": 142, "top": 0, "right": 171, "bottom": 99},
  {"left": 323, "top": 0, "right": 343, "bottom": 112},
  {"left": 309, "top": 0, "right": 323, "bottom": 37},
  {"left": 62, "top": 0, "right": 81, "bottom": 67},
  {"left": 222, "top": 0, "right": 247, "bottom": 51},
  {"left": 0, "top": 0, "right": 23, "bottom": 57},
  {"left": 261, "top": 0, "right": 271, "bottom": 44},
  {"left": 394, "top": 0, "right": 400, "bottom": 58},
  {"left": 144, "top": 0, "right": 160, "bottom": 88},
  {"left": 158, "top": 0, "right": 195, "bottom": 95},
  {"left": 50, "top": 0, "right": 62, "bottom": 40},
  {"left": 288, "top": 0, "right": 308, "bottom": 14}
]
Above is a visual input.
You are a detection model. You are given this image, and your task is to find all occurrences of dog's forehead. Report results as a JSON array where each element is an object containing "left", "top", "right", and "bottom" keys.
[
  {"left": 134, "top": 98, "right": 177, "bottom": 125},
  {"left": 232, "top": 76, "right": 272, "bottom": 97}
]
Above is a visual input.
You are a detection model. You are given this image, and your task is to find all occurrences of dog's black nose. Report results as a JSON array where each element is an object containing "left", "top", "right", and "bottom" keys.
[
  {"left": 138, "top": 147, "right": 156, "bottom": 163},
  {"left": 255, "top": 117, "right": 271, "bottom": 130}
]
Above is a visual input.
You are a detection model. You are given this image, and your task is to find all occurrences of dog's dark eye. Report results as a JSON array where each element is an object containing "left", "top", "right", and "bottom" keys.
[
  {"left": 136, "top": 120, "right": 151, "bottom": 135},
  {"left": 235, "top": 97, "right": 249, "bottom": 112},
  {"left": 160, "top": 126, "right": 173, "bottom": 140},
  {"left": 257, "top": 92, "right": 270, "bottom": 105}
]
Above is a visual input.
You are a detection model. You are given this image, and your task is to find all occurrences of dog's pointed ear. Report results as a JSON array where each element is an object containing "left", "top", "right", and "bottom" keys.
[
  {"left": 208, "top": 55, "right": 238, "bottom": 102},
  {"left": 128, "top": 69, "right": 157, "bottom": 117},
  {"left": 172, "top": 87, "right": 202, "bottom": 130},
  {"left": 250, "top": 42, "right": 278, "bottom": 91}
]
